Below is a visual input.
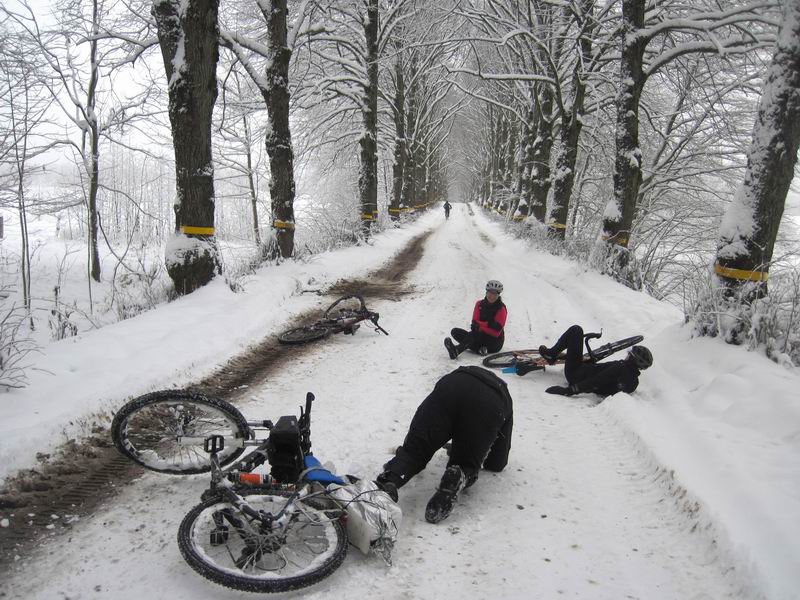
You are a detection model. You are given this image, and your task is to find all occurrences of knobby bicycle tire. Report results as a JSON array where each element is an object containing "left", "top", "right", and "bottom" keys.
[
  {"left": 178, "top": 491, "right": 348, "bottom": 593},
  {"left": 278, "top": 325, "right": 332, "bottom": 344},
  {"left": 482, "top": 349, "right": 540, "bottom": 369},
  {"left": 323, "top": 294, "right": 367, "bottom": 320},
  {"left": 588, "top": 335, "right": 644, "bottom": 362},
  {"left": 111, "top": 390, "right": 250, "bottom": 474}
]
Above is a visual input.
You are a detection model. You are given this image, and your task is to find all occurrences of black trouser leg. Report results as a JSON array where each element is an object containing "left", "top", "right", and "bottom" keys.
[
  {"left": 383, "top": 389, "right": 453, "bottom": 487},
  {"left": 550, "top": 325, "right": 585, "bottom": 383},
  {"left": 452, "top": 328, "right": 504, "bottom": 353},
  {"left": 447, "top": 381, "right": 508, "bottom": 483},
  {"left": 450, "top": 328, "right": 472, "bottom": 354}
]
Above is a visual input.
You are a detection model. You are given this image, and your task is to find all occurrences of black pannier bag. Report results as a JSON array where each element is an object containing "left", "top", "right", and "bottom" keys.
[{"left": 267, "top": 416, "right": 304, "bottom": 483}]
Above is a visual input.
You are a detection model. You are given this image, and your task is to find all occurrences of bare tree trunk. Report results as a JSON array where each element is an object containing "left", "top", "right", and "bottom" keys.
[
  {"left": 244, "top": 116, "right": 261, "bottom": 248},
  {"left": 390, "top": 57, "right": 406, "bottom": 220},
  {"left": 85, "top": 0, "right": 102, "bottom": 282},
  {"left": 715, "top": 1, "right": 800, "bottom": 300},
  {"left": 358, "top": 0, "right": 379, "bottom": 233},
  {"left": 529, "top": 86, "right": 554, "bottom": 222},
  {"left": 599, "top": 0, "right": 646, "bottom": 283},
  {"left": 262, "top": 0, "right": 296, "bottom": 258},
  {"left": 515, "top": 109, "right": 536, "bottom": 220},
  {"left": 155, "top": 0, "right": 221, "bottom": 294},
  {"left": 549, "top": 0, "right": 594, "bottom": 239},
  {"left": 87, "top": 127, "right": 101, "bottom": 282}
]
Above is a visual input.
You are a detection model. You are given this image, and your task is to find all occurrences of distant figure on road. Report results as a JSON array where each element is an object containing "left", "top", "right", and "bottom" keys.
[
  {"left": 539, "top": 324, "right": 653, "bottom": 397},
  {"left": 375, "top": 366, "right": 513, "bottom": 523},
  {"left": 444, "top": 280, "right": 507, "bottom": 358},
  {"left": 443, "top": 201, "right": 452, "bottom": 219}
]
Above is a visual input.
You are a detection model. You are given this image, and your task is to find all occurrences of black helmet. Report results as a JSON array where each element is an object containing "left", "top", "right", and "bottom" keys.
[
  {"left": 628, "top": 346, "right": 653, "bottom": 370},
  {"left": 486, "top": 280, "right": 503, "bottom": 294}
]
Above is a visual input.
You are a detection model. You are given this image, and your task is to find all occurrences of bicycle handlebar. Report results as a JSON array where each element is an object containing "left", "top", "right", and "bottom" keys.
[
  {"left": 299, "top": 392, "right": 314, "bottom": 453},
  {"left": 369, "top": 312, "right": 389, "bottom": 335},
  {"left": 583, "top": 330, "right": 603, "bottom": 361}
]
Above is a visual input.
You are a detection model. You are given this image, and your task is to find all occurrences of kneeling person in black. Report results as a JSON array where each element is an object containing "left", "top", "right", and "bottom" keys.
[
  {"left": 540, "top": 325, "right": 653, "bottom": 397},
  {"left": 376, "top": 366, "right": 513, "bottom": 524}
]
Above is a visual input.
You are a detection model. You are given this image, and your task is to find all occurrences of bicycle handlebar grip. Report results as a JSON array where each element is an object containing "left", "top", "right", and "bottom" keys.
[{"left": 305, "top": 392, "right": 314, "bottom": 416}]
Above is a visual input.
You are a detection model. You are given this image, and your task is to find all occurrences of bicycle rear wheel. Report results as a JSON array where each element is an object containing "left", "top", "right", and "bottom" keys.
[
  {"left": 589, "top": 335, "right": 644, "bottom": 362},
  {"left": 178, "top": 491, "right": 348, "bottom": 593},
  {"left": 111, "top": 390, "right": 250, "bottom": 474},
  {"left": 278, "top": 324, "right": 331, "bottom": 344},
  {"left": 323, "top": 294, "right": 367, "bottom": 320},
  {"left": 482, "top": 349, "right": 539, "bottom": 369}
]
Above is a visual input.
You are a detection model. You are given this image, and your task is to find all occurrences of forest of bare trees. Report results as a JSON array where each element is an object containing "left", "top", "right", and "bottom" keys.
[{"left": 1, "top": 0, "right": 799, "bottom": 385}]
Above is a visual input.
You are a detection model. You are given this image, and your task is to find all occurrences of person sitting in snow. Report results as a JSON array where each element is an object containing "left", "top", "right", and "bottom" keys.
[
  {"left": 444, "top": 280, "right": 507, "bottom": 359},
  {"left": 375, "top": 366, "right": 513, "bottom": 524},
  {"left": 535, "top": 324, "right": 653, "bottom": 397}
]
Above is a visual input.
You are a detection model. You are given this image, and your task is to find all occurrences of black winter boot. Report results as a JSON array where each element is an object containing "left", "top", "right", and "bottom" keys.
[
  {"left": 538, "top": 345, "right": 559, "bottom": 365},
  {"left": 444, "top": 338, "right": 459, "bottom": 360},
  {"left": 425, "top": 465, "right": 466, "bottom": 523},
  {"left": 375, "top": 471, "right": 401, "bottom": 502}
]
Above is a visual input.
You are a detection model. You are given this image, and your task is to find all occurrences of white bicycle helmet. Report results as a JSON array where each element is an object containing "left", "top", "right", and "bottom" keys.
[{"left": 486, "top": 280, "right": 503, "bottom": 294}]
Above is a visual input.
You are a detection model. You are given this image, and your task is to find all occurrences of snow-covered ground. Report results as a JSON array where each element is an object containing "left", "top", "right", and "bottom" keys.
[{"left": 1, "top": 204, "right": 798, "bottom": 599}]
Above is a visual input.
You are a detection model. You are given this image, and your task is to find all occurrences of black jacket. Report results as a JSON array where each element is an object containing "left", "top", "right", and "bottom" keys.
[
  {"left": 454, "top": 366, "right": 513, "bottom": 471},
  {"left": 474, "top": 298, "right": 507, "bottom": 337},
  {"left": 385, "top": 366, "right": 514, "bottom": 481},
  {"left": 573, "top": 360, "right": 640, "bottom": 397}
]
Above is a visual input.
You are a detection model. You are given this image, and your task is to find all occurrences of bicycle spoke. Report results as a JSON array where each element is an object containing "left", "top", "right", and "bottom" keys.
[
  {"left": 122, "top": 401, "right": 241, "bottom": 470},
  {"left": 186, "top": 495, "right": 341, "bottom": 581}
]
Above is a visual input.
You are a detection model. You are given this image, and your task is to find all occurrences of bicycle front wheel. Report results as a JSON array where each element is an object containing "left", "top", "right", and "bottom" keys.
[
  {"left": 482, "top": 349, "right": 539, "bottom": 369},
  {"left": 111, "top": 390, "right": 250, "bottom": 474},
  {"left": 590, "top": 335, "right": 644, "bottom": 362},
  {"left": 278, "top": 325, "right": 331, "bottom": 344},
  {"left": 178, "top": 491, "right": 348, "bottom": 593},
  {"left": 323, "top": 294, "right": 367, "bottom": 320}
]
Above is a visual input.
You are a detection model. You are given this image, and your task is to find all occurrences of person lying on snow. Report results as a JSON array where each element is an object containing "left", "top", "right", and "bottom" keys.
[
  {"left": 535, "top": 324, "right": 653, "bottom": 397},
  {"left": 375, "top": 366, "right": 513, "bottom": 524},
  {"left": 444, "top": 280, "right": 507, "bottom": 358}
]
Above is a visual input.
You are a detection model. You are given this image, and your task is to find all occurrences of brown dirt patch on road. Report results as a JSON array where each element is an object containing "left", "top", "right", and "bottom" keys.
[{"left": 0, "top": 227, "right": 433, "bottom": 569}]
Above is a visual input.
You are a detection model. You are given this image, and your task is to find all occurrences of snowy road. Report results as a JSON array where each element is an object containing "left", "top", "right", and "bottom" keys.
[{"left": 4, "top": 204, "right": 759, "bottom": 599}]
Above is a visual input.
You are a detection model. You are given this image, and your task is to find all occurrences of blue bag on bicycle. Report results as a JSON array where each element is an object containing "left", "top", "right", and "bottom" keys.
[{"left": 303, "top": 455, "right": 346, "bottom": 485}]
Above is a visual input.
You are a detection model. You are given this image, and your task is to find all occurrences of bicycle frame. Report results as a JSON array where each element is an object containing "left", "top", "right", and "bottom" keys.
[
  {"left": 193, "top": 393, "right": 344, "bottom": 532},
  {"left": 323, "top": 310, "right": 388, "bottom": 336}
]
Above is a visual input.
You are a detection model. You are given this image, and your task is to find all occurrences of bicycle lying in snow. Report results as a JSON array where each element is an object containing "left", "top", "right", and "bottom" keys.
[
  {"left": 482, "top": 331, "right": 644, "bottom": 375},
  {"left": 111, "top": 390, "right": 400, "bottom": 593},
  {"left": 278, "top": 294, "right": 389, "bottom": 344}
]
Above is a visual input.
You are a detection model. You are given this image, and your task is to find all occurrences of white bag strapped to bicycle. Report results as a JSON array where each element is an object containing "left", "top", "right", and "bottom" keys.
[
  {"left": 302, "top": 456, "right": 402, "bottom": 564},
  {"left": 331, "top": 478, "right": 402, "bottom": 564}
]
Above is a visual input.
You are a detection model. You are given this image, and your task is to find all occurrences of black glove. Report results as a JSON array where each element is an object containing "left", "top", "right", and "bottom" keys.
[
  {"left": 546, "top": 384, "right": 578, "bottom": 396},
  {"left": 470, "top": 321, "right": 479, "bottom": 333}
]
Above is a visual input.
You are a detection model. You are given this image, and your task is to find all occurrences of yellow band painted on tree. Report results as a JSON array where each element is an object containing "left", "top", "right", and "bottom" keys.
[
  {"left": 360, "top": 213, "right": 374, "bottom": 220},
  {"left": 180, "top": 226, "right": 215, "bottom": 236},
  {"left": 272, "top": 220, "right": 295, "bottom": 230},
  {"left": 548, "top": 222, "right": 566, "bottom": 229},
  {"left": 601, "top": 233, "right": 628, "bottom": 246},
  {"left": 714, "top": 262, "right": 769, "bottom": 282},
  {"left": 512, "top": 215, "right": 526, "bottom": 222},
  {"left": 389, "top": 207, "right": 411, "bottom": 214}
]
